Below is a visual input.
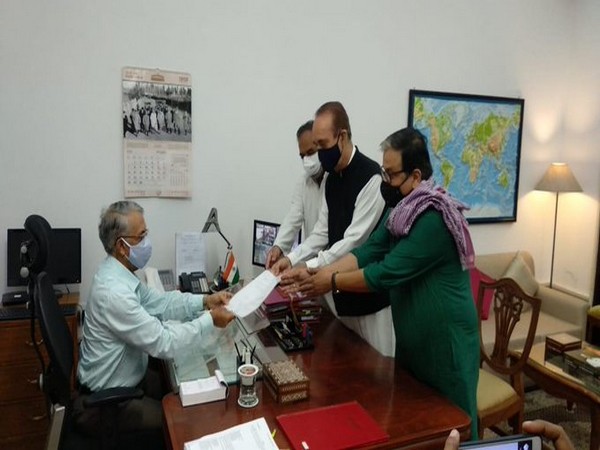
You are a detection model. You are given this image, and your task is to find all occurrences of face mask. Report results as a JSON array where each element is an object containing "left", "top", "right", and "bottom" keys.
[
  {"left": 121, "top": 236, "right": 152, "bottom": 269},
  {"left": 380, "top": 172, "right": 413, "bottom": 208},
  {"left": 318, "top": 136, "right": 342, "bottom": 173},
  {"left": 380, "top": 182, "right": 404, "bottom": 208},
  {"left": 302, "top": 153, "right": 323, "bottom": 178}
]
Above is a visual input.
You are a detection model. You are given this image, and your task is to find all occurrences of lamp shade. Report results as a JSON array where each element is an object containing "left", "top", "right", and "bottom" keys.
[{"left": 534, "top": 162, "right": 582, "bottom": 193}]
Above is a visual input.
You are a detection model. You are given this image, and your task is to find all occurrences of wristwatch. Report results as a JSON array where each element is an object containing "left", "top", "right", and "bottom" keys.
[{"left": 331, "top": 271, "right": 341, "bottom": 295}]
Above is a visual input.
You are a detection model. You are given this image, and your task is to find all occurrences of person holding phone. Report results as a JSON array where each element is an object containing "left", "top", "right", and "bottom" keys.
[{"left": 443, "top": 420, "right": 574, "bottom": 450}]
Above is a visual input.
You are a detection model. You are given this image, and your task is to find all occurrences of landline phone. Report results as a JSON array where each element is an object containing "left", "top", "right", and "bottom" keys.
[
  {"left": 144, "top": 267, "right": 176, "bottom": 292},
  {"left": 179, "top": 271, "right": 211, "bottom": 294}
]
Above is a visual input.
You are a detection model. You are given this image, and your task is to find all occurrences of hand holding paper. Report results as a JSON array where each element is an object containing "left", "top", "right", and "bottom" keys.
[{"left": 226, "top": 271, "right": 280, "bottom": 318}]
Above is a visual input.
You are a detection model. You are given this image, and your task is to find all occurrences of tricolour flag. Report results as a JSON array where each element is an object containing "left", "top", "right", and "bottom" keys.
[{"left": 223, "top": 247, "right": 240, "bottom": 285}]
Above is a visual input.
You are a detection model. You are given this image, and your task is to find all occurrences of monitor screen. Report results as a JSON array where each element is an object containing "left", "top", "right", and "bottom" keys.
[
  {"left": 252, "top": 220, "right": 301, "bottom": 267},
  {"left": 6, "top": 228, "right": 82, "bottom": 286}
]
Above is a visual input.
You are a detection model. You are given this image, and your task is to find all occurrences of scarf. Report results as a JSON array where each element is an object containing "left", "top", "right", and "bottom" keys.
[{"left": 386, "top": 178, "right": 475, "bottom": 270}]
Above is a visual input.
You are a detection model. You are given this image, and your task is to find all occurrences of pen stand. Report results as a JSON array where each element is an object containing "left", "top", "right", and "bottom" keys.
[
  {"left": 237, "top": 364, "right": 259, "bottom": 408},
  {"left": 269, "top": 319, "right": 314, "bottom": 352}
]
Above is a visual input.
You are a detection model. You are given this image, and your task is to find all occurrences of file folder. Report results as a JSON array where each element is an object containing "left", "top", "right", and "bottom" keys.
[{"left": 276, "top": 401, "right": 389, "bottom": 450}]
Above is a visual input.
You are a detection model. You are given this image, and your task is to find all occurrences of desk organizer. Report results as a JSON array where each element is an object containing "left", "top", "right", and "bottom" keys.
[{"left": 263, "top": 360, "right": 309, "bottom": 404}]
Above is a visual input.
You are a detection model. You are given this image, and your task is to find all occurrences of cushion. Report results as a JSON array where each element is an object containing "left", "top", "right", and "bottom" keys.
[
  {"left": 589, "top": 305, "right": 600, "bottom": 319},
  {"left": 477, "top": 369, "right": 519, "bottom": 414},
  {"left": 502, "top": 252, "right": 539, "bottom": 297},
  {"left": 470, "top": 268, "right": 495, "bottom": 320}
]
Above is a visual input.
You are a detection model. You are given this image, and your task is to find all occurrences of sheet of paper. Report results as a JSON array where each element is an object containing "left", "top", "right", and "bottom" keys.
[
  {"left": 175, "top": 231, "right": 206, "bottom": 277},
  {"left": 184, "top": 417, "right": 278, "bottom": 450},
  {"left": 227, "top": 271, "right": 280, "bottom": 318}
]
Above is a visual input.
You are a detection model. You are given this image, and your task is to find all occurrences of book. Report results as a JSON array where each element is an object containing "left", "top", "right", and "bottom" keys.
[
  {"left": 179, "top": 370, "right": 228, "bottom": 407},
  {"left": 184, "top": 417, "right": 278, "bottom": 450},
  {"left": 276, "top": 401, "right": 389, "bottom": 450}
]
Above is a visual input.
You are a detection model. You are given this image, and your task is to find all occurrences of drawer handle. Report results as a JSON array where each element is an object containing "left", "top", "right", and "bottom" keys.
[
  {"left": 31, "top": 413, "right": 47, "bottom": 421},
  {"left": 27, "top": 377, "right": 39, "bottom": 384},
  {"left": 26, "top": 338, "right": 44, "bottom": 347}
]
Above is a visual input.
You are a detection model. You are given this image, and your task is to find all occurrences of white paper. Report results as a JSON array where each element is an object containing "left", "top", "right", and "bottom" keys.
[
  {"left": 226, "top": 271, "right": 280, "bottom": 318},
  {"left": 176, "top": 231, "right": 206, "bottom": 277},
  {"left": 184, "top": 417, "right": 278, "bottom": 450}
]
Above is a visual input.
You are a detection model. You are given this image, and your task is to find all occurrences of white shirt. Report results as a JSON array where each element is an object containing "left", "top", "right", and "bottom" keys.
[
  {"left": 273, "top": 172, "right": 325, "bottom": 253},
  {"left": 286, "top": 146, "right": 385, "bottom": 269}
]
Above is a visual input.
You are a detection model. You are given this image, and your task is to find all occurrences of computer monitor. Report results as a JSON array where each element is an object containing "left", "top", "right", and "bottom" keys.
[
  {"left": 6, "top": 228, "right": 82, "bottom": 287},
  {"left": 252, "top": 220, "right": 301, "bottom": 267}
]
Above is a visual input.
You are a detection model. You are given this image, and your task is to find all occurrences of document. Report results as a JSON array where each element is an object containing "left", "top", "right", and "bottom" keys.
[
  {"left": 184, "top": 417, "right": 278, "bottom": 450},
  {"left": 175, "top": 231, "right": 206, "bottom": 277},
  {"left": 179, "top": 370, "right": 228, "bottom": 407},
  {"left": 227, "top": 271, "right": 280, "bottom": 318}
]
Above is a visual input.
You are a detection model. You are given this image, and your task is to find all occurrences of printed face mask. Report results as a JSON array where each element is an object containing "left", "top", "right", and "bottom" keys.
[{"left": 121, "top": 235, "right": 152, "bottom": 269}]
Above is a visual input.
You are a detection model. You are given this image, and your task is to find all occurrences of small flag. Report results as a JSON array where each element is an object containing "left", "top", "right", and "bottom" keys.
[{"left": 223, "top": 247, "right": 240, "bottom": 286}]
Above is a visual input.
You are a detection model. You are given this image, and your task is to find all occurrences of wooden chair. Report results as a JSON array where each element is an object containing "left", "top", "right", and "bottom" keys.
[
  {"left": 476, "top": 277, "right": 541, "bottom": 439},
  {"left": 587, "top": 305, "right": 600, "bottom": 344}
]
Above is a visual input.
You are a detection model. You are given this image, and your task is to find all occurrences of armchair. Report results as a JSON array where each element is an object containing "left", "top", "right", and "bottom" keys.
[{"left": 476, "top": 277, "right": 541, "bottom": 439}]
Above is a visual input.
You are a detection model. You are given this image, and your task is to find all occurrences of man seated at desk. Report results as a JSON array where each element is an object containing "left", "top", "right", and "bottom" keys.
[{"left": 75, "top": 200, "right": 235, "bottom": 447}]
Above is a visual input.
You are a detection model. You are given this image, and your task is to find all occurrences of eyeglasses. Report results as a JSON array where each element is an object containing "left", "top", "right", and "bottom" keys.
[
  {"left": 380, "top": 166, "right": 406, "bottom": 184},
  {"left": 118, "top": 230, "right": 149, "bottom": 244}
]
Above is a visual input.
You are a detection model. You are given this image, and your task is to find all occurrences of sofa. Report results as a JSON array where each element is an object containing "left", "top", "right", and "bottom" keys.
[{"left": 474, "top": 251, "right": 590, "bottom": 352}]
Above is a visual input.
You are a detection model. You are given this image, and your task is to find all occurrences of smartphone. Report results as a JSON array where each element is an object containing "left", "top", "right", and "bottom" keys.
[{"left": 459, "top": 434, "right": 542, "bottom": 450}]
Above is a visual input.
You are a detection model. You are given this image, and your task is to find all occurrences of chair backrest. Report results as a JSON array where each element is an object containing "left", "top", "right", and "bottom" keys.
[
  {"left": 477, "top": 277, "right": 541, "bottom": 376},
  {"left": 35, "top": 271, "right": 74, "bottom": 407},
  {"left": 22, "top": 214, "right": 52, "bottom": 280}
]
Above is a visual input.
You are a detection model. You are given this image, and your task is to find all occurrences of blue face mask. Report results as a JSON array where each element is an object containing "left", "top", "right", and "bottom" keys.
[{"left": 121, "top": 236, "right": 152, "bottom": 269}]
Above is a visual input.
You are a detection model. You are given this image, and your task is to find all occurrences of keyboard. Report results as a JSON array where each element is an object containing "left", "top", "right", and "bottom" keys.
[{"left": 0, "top": 304, "right": 78, "bottom": 321}]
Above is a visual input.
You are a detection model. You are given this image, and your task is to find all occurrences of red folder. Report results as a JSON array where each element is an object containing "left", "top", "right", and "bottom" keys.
[{"left": 276, "top": 401, "right": 389, "bottom": 450}]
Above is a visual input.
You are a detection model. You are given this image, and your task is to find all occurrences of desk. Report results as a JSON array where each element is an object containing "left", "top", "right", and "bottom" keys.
[
  {"left": 0, "top": 293, "right": 79, "bottom": 450},
  {"left": 510, "top": 343, "right": 600, "bottom": 450},
  {"left": 162, "top": 311, "right": 471, "bottom": 449}
]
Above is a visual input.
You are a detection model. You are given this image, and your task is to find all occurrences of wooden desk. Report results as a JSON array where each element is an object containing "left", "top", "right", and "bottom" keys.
[
  {"left": 511, "top": 343, "right": 600, "bottom": 450},
  {"left": 0, "top": 293, "right": 79, "bottom": 450},
  {"left": 162, "top": 311, "right": 471, "bottom": 449}
]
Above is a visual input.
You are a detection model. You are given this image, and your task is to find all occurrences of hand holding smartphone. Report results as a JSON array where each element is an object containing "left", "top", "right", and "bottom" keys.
[{"left": 459, "top": 434, "right": 542, "bottom": 450}]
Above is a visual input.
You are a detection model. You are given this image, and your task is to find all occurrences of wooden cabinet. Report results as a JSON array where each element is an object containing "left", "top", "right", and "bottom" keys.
[{"left": 0, "top": 294, "right": 79, "bottom": 450}]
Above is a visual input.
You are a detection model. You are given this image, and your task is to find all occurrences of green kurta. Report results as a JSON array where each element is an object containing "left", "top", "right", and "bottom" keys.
[{"left": 352, "top": 209, "right": 479, "bottom": 438}]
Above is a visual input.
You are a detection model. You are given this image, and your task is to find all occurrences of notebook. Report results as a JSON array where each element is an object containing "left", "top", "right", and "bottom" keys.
[{"left": 276, "top": 401, "right": 389, "bottom": 450}]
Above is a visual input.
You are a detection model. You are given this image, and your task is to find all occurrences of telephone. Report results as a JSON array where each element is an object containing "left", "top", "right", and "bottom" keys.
[
  {"left": 179, "top": 271, "right": 210, "bottom": 294},
  {"left": 144, "top": 267, "right": 176, "bottom": 292}
]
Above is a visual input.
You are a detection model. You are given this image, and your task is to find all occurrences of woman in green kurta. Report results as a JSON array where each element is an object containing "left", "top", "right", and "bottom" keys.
[{"left": 284, "top": 127, "right": 479, "bottom": 438}]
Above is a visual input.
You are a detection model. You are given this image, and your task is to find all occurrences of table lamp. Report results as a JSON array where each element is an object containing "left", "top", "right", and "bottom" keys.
[
  {"left": 534, "top": 162, "right": 582, "bottom": 288},
  {"left": 201, "top": 207, "right": 239, "bottom": 288}
]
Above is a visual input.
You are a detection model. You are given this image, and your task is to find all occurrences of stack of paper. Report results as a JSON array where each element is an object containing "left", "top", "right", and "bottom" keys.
[
  {"left": 184, "top": 417, "right": 278, "bottom": 450},
  {"left": 179, "top": 370, "right": 228, "bottom": 407}
]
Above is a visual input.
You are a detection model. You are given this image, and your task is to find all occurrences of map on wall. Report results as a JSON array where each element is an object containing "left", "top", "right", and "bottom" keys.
[{"left": 408, "top": 90, "right": 524, "bottom": 223}]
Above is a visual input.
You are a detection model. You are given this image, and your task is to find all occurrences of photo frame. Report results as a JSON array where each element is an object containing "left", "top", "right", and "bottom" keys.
[
  {"left": 252, "top": 220, "right": 301, "bottom": 267},
  {"left": 408, "top": 89, "right": 524, "bottom": 224}
]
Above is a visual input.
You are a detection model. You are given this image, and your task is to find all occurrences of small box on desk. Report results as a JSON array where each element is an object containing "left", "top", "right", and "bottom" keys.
[
  {"left": 544, "top": 333, "right": 582, "bottom": 364},
  {"left": 263, "top": 360, "right": 309, "bottom": 404},
  {"left": 563, "top": 347, "right": 600, "bottom": 394}
]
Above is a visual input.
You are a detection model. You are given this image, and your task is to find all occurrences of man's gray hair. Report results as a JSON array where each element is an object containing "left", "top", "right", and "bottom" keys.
[{"left": 98, "top": 201, "right": 144, "bottom": 254}]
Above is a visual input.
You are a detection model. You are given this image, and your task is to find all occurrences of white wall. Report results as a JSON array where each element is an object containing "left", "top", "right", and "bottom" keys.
[{"left": 1, "top": 0, "right": 598, "bottom": 301}]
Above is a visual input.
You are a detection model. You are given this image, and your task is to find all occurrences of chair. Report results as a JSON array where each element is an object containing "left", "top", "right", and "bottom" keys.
[
  {"left": 35, "top": 271, "right": 146, "bottom": 450},
  {"left": 587, "top": 305, "right": 600, "bottom": 344},
  {"left": 476, "top": 277, "right": 541, "bottom": 439},
  {"left": 22, "top": 214, "right": 144, "bottom": 450}
]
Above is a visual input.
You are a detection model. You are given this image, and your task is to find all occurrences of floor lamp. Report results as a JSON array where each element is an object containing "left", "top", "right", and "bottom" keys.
[{"left": 534, "top": 162, "right": 582, "bottom": 288}]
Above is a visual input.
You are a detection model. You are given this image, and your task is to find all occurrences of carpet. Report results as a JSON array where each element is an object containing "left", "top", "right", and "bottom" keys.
[{"left": 485, "top": 388, "right": 591, "bottom": 449}]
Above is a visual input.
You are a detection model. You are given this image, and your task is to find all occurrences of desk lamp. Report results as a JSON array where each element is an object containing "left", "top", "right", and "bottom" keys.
[
  {"left": 202, "top": 207, "right": 239, "bottom": 288},
  {"left": 534, "top": 162, "right": 582, "bottom": 288}
]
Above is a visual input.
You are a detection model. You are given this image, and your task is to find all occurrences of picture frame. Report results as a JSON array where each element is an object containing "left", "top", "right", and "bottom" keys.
[
  {"left": 252, "top": 220, "right": 301, "bottom": 267},
  {"left": 408, "top": 89, "right": 525, "bottom": 224}
]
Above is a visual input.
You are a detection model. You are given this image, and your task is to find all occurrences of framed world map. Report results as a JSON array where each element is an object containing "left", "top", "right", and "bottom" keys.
[{"left": 408, "top": 89, "right": 524, "bottom": 224}]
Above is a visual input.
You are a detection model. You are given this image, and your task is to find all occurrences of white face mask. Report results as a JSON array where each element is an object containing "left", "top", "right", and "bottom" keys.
[{"left": 302, "top": 153, "right": 322, "bottom": 178}]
